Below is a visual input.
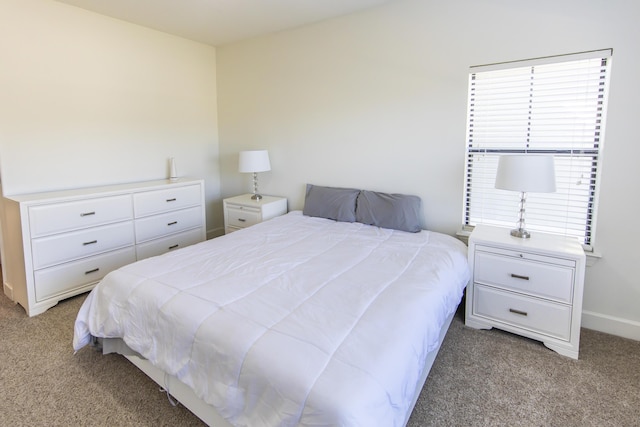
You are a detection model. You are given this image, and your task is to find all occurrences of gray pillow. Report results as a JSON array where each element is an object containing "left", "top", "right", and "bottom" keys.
[
  {"left": 356, "top": 190, "right": 422, "bottom": 232},
  {"left": 303, "top": 184, "right": 359, "bottom": 222}
]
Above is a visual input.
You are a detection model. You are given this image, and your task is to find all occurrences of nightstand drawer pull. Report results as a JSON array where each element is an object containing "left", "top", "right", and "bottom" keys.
[
  {"left": 84, "top": 268, "right": 100, "bottom": 275},
  {"left": 168, "top": 244, "right": 179, "bottom": 250},
  {"left": 510, "top": 273, "right": 530, "bottom": 281},
  {"left": 167, "top": 221, "right": 177, "bottom": 226},
  {"left": 166, "top": 198, "right": 177, "bottom": 202},
  {"left": 82, "top": 240, "right": 98, "bottom": 246},
  {"left": 238, "top": 218, "right": 246, "bottom": 222},
  {"left": 509, "top": 308, "right": 528, "bottom": 316},
  {"left": 80, "top": 211, "right": 96, "bottom": 217}
]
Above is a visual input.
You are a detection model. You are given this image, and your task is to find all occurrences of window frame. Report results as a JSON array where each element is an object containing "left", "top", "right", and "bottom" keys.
[{"left": 462, "top": 49, "right": 613, "bottom": 251}]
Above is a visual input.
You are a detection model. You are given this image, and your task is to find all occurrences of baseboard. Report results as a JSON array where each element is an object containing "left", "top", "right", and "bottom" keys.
[
  {"left": 3, "top": 280, "right": 13, "bottom": 301},
  {"left": 582, "top": 310, "right": 640, "bottom": 341}
]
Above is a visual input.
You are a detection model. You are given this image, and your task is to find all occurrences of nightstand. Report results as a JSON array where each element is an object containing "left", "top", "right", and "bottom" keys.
[
  {"left": 223, "top": 194, "right": 287, "bottom": 234},
  {"left": 465, "top": 224, "right": 586, "bottom": 359}
]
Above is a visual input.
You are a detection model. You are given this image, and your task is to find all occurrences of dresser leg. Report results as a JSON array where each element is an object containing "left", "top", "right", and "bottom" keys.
[
  {"left": 465, "top": 317, "right": 493, "bottom": 330},
  {"left": 543, "top": 342, "right": 579, "bottom": 359}
]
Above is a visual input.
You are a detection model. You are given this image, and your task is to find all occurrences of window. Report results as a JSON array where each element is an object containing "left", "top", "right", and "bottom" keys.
[{"left": 463, "top": 49, "right": 612, "bottom": 249}]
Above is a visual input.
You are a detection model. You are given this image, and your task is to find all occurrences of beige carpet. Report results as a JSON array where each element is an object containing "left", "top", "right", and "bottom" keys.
[{"left": 1, "top": 292, "right": 638, "bottom": 426}]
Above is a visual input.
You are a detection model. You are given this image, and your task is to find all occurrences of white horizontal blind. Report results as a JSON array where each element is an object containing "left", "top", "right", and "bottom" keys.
[{"left": 464, "top": 50, "right": 612, "bottom": 248}]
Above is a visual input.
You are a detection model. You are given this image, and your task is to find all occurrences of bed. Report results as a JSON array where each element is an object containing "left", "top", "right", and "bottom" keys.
[{"left": 73, "top": 186, "right": 469, "bottom": 426}]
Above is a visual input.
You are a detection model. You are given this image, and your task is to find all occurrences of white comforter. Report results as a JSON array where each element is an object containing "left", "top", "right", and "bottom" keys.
[{"left": 73, "top": 211, "right": 469, "bottom": 427}]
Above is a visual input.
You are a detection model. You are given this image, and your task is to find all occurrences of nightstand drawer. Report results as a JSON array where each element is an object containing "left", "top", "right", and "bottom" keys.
[
  {"left": 226, "top": 206, "right": 261, "bottom": 228},
  {"left": 223, "top": 194, "right": 287, "bottom": 234},
  {"left": 474, "top": 285, "right": 572, "bottom": 341},
  {"left": 475, "top": 251, "right": 574, "bottom": 303}
]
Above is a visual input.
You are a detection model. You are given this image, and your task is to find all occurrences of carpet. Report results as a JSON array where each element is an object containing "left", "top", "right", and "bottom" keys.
[{"left": 1, "top": 293, "right": 638, "bottom": 426}]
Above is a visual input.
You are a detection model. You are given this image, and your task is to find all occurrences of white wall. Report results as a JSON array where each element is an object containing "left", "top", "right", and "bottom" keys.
[
  {"left": 217, "top": 0, "right": 640, "bottom": 339},
  {"left": 0, "top": 0, "right": 221, "bottom": 235}
]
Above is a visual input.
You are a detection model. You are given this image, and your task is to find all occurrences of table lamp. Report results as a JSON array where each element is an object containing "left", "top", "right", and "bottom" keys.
[
  {"left": 495, "top": 154, "right": 556, "bottom": 238},
  {"left": 239, "top": 150, "right": 271, "bottom": 200}
]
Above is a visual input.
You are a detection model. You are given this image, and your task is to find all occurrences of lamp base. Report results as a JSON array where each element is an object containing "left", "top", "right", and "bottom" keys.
[
  {"left": 251, "top": 193, "right": 263, "bottom": 201},
  {"left": 510, "top": 228, "right": 531, "bottom": 239}
]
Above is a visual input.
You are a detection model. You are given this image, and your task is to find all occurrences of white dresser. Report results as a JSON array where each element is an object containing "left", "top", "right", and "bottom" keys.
[
  {"left": 3, "top": 178, "right": 206, "bottom": 316},
  {"left": 223, "top": 194, "right": 287, "bottom": 234},
  {"left": 465, "top": 224, "right": 586, "bottom": 359}
]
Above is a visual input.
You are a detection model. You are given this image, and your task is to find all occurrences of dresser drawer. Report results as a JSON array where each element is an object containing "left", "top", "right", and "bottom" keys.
[
  {"left": 31, "top": 221, "right": 134, "bottom": 270},
  {"left": 134, "top": 184, "right": 202, "bottom": 218},
  {"left": 135, "top": 228, "right": 204, "bottom": 260},
  {"left": 226, "top": 205, "right": 261, "bottom": 228},
  {"left": 134, "top": 206, "right": 203, "bottom": 243},
  {"left": 29, "top": 195, "right": 133, "bottom": 238},
  {"left": 475, "top": 251, "right": 574, "bottom": 303},
  {"left": 473, "top": 285, "right": 572, "bottom": 341},
  {"left": 34, "top": 246, "right": 136, "bottom": 302}
]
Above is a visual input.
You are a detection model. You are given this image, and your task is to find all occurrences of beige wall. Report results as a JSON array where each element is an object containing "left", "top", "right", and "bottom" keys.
[
  {"left": 217, "top": 0, "right": 640, "bottom": 339},
  {"left": 0, "top": 0, "right": 221, "bottom": 235}
]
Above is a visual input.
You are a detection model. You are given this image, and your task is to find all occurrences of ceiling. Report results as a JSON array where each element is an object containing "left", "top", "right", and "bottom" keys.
[{"left": 54, "top": 0, "right": 396, "bottom": 46}]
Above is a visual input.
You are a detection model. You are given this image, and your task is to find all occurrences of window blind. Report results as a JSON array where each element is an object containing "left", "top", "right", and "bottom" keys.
[{"left": 463, "top": 49, "right": 612, "bottom": 248}]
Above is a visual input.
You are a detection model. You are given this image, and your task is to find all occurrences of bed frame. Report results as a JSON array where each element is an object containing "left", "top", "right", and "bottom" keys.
[{"left": 101, "top": 310, "right": 456, "bottom": 427}]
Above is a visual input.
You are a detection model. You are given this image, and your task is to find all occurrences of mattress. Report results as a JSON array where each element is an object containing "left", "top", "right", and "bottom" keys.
[{"left": 73, "top": 211, "right": 469, "bottom": 426}]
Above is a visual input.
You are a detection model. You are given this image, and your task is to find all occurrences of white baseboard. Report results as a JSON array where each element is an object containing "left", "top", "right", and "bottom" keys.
[
  {"left": 582, "top": 310, "right": 640, "bottom": 341},
  {"left": 3, "top": 280, "right": 14, "bottom": 301}
]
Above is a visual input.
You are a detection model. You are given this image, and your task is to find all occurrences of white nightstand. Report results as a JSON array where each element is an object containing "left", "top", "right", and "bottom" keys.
[
  {"left": 465, "top": 224, "right": 586, "bottom": 359},
  {"left": 223, "top": 194, "right": 287, "bottom": 234}
]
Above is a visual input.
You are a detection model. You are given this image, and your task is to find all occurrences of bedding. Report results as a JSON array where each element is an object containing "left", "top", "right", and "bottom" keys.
[
  {"left": 302, "top": 184, "right": 423, "bottom": 233},
  {"left": 302, "top": 184, "right": 359, "bottom": 222},
  {"left": 355, "top": 190, "right": 422, "bottom": 233},
  {"left": 73, "top": 211, "right": 469, "bottom": 426}
]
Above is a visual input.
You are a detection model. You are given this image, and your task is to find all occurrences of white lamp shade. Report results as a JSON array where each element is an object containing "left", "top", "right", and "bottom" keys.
[
  {"left": 495, "top": 155, "right": 556, "bottom": 193},
  {"left": 238, "top": 150, "right": 271, "bottom": 173}
]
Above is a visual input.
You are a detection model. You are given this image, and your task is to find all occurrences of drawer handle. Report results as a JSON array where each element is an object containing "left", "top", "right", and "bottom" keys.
[
  {"left": 238, "top": 218, "right": 246, "bottom": 222},
  {"left": 83, "top": 240, "right": 98, "bottom": 246},
  {"left": 510, "top": 273, "right": 530, "bottom": 281},
  {"left": 80, "top": 211, "right": 96, "bottom": 217},
  {"left": 168, "top": 244, "right": 179, "bottom": 250},
  {"left": 509, "top": 308, "right": 528, "bottom": 316},
  {"left": 85, "top": 268, "right": 100, "bottom": 275},
  {"left": 166, "top": 198, "right": 177, "bottom": 202},
  {"left": 168, "top": 221, "right": 178, "bottom": 226}
]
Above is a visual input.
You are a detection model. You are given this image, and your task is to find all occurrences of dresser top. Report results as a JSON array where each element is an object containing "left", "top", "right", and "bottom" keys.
[{"left": 5, "top": 178, "right": 203, "bottom": 204}]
